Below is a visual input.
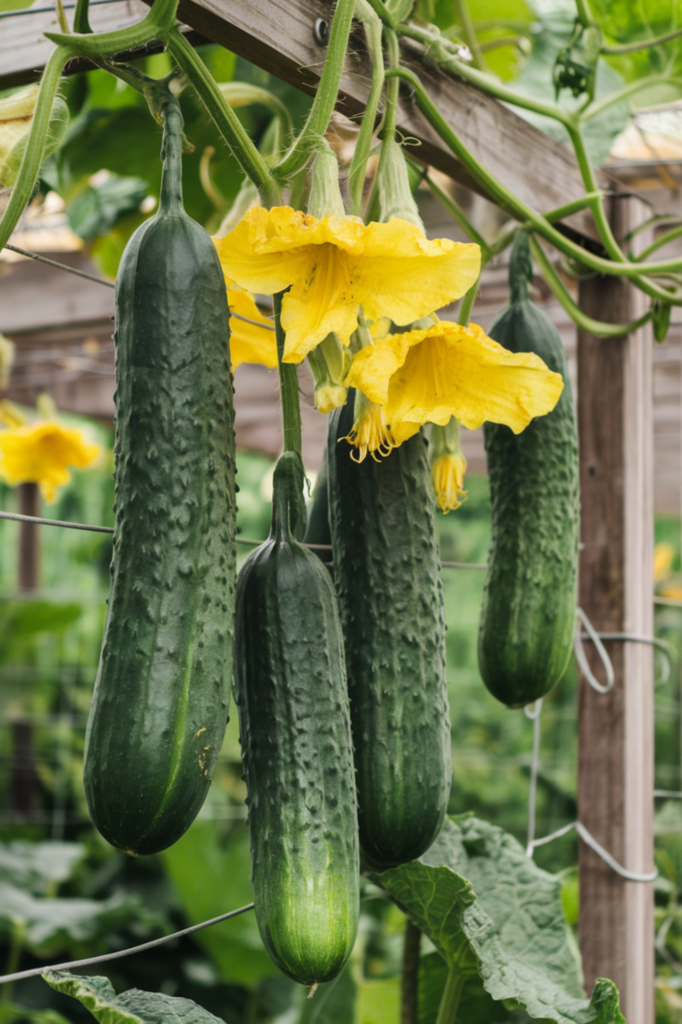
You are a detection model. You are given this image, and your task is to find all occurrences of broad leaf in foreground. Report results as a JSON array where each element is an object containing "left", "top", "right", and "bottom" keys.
[
  {"left": 375, "top": 816, "right": 624, "bottom": 1024},
  {"left": 43, "top": 971, "right": 226, "bottom": 1024}
]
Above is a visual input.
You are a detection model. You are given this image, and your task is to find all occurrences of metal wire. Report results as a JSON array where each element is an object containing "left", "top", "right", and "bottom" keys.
[
  {"left": 524, "top": 698, "right": 542, "bottom": 853},
  {"left": 0, "top": 510, "right": 113, "bottom": 533},
  {"left": 574, "top": 607, "right": 615, "bottom": 694},
  {"left": 527, "top": 821, "right": 658, "bottom": 883},
  {"left": 3, "top": 245, "right": 115, "bottom": 288},
  {"left": 0, "top": 902, "right": 255, "bottom": 986}
]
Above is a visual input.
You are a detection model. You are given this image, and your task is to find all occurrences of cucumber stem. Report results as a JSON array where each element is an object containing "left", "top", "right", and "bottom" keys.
[
  {"left": 400, "top": 920, "right": 421, "bottom": 1024},
  {"left": 435, "top": 967, "right": 465, "bottom": 1024},
  {"left": 158, "top": 93, "right": 184, "bottom": 215},
  {"left": 274, "top": 292, "right": 302, "bottom": 458}
]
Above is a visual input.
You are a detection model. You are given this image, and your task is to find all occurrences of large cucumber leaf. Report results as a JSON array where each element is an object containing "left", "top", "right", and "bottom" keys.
[
  {"left": 43, "top": 972, "right": 225, "bottom": 1024},
  {"left": 0, "top": 883, "right": 140, "bottom": 957},
  {"left": 374, "top": 816, "right": 624, "bottom": 1024},
  {"left": 0, "top": 841, "right": 84, "bottom": 896}
]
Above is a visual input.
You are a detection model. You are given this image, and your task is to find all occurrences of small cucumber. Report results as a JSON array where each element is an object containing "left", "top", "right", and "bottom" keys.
[
  {"left": 234, "top": 451, "right": 359, "bottom": 986},
  {"left": 478, "top": 230, "right": 579, "bottom": 708},
  {"left": 328, "top": 398, "right": 451, "bottom": 870},
  {"left": 83, "top": 93, "right": 236, "bottom": 855}
]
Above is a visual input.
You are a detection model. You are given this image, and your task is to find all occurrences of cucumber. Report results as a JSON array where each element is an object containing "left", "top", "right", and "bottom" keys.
[
  {"left": 478, "top": 230, "right": 579, "bottom": 708},
  {"left": 303, "top": 451, "right": 332, "bottom": 566},
  {"left": 83, "top": 93, "right": 236, "bottom": 856},
  {"left": 234, "top": 451, "right": 359, "bottom": 986},
  {"left": 328, "top": 398, "right": 451, "bottom": 870}
]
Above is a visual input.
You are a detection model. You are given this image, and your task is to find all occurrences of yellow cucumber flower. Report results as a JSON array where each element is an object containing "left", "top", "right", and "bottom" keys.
[
  {"left": 0, "top": 418, "right": 101, "bottom": 503},
  {"left": 346, "top": 320, "right": 564, "bottom": 446},
  {"left": 227, "top": 288, "right": 277, "bottom": 370},
  {"left": 213, "top": 207, "right": 480, "bottom": 364}
]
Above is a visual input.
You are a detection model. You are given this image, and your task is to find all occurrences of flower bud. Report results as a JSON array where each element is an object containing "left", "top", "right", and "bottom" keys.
[
  {"left": 0, "top": 85, "right": 69, "bottom": 189},
  {"left": 307, "top": 139, "right": 345, "bottom": 220},
  {"left": 430, "top": 417, "right": 467, "bottom": 512},
  {"left": 377, "top": 137, "right": 423, "bottom": 231},
  {"left": 307, "top": 332, "right": 348, "bottom": 413}
]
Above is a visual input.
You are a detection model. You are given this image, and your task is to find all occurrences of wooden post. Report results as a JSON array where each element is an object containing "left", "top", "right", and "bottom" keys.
[
  {"left": 577, "top": 195, "right": 654, "bottom": 1023},
  {"left": 18, "top": 481, "right": 39, "bottom": 590}
]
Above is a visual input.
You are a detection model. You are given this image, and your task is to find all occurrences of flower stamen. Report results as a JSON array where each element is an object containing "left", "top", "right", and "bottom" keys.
[{"left": 342, "top": 397, "right": 396, "bottom": 463}]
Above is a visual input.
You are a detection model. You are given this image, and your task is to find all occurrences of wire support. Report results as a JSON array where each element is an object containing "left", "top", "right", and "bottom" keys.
[
  {"left": 575, "top": 608, "right": 673, "bottom": 691},
  {"left": 524, "top": 698, "right": 542, "bottom": 853},
  {"left": 0, "top": 902, "right": 255, "bottom": 986},
  {"left": 3, "top": 245, "right": 115, "bottom": 288},
  {"left": 0, "top": 510, "right": 113, "bottom": 533},
  {"left": 527, "top": 821, "right": 658, "bottom": 883},
  {"left": 0, "top": 512, "right": 331, "bottom": 554},
  {"left": 574, "top": 607, "right": 615, "bottom": 694},
  {"left": 2, "top": 246, "right": 276, "bottom": 335}
]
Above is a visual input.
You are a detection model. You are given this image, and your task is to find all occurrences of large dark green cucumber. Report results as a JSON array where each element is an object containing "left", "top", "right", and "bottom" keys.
[
  {"left": 478, "top": 230, "right": 579, "bottom": 708},
  {"left": 234, "top": 451, "right": 359, "bottom": 986},
  {"left": 84, "top": 93, "right": 236, "bottom": 856},
  {"left": 328, "top": 399, "right": 451, "bottom": 870}
]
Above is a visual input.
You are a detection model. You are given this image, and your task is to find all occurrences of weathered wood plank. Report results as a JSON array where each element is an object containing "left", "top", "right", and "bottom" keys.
[
  {"left": 0, "top": 2, "right": 201, "bottom": 89},
  {"left": 577, "top": 194, "right": 654, "bottom": 1024},
  {"left": 0, "top": 0, "right": 602, "bottom": 239}
]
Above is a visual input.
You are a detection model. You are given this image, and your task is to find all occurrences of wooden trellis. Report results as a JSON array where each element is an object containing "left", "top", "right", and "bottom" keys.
[{"left": 0, "top": 4, "right": 656, "bottom": 1020}]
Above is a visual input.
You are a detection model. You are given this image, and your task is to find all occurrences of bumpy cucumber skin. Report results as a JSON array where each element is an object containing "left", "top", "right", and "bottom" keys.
[
  {"left": 328, "top": 402, "right": 451, "bottom": 870},
  {"left": 84, "top": 103, "right": 236, "bottom": 856},
  {"left": 235, "top": 453, "right": 359, "bottom": 986},
  {"left": 478, "top": 299, "right": 579, "bottom": 708}
]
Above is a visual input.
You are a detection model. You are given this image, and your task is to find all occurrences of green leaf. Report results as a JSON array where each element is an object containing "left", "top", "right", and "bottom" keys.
[
  {"left": 66, "top": 175, "right": 149, "bottom": 240},
  {"left": 162, "top": 821, "right": 276, "bottom": 986},
  {"left": 375, "top": 817, "right": 625, "bottom": 1024},
  {"left": 0, "top": 1004, "right": 72, "bottom": 1024},
  {"left": 42, "top": 971, "right": 226, "bottom": 1024},
  {"left": 0, "top": 882, "right": 140, "bottom": 957},
  {"left": 0, "top": 840, "right": 85, "bottom": 896},
  {"left": 0, "top": 600, "right": 82, "bottom": 667}
]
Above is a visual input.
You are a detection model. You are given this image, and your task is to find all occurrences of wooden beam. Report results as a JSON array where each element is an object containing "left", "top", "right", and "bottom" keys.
[
  {"left": 0, "top": 0, "right": 603, "bottom": 240},
  {"left": 0, "top": 2, "right": 202, "bottom": 89},
  {"left": 577, "top": 194, "right": 654, "bottom": 1024}
]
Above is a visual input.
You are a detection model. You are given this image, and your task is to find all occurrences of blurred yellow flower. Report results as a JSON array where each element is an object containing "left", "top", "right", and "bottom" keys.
[
  {"left": 660, "top": 585, "right": 682, "bottom": 602},
  {"left": 346, "top": 320, "right": 564, "bottom": 446},
  {"left": 213, "top": 206, "right": 480, "bottom": 364},
  {"left": 0, "top": 420, "right": 101, "bottom": 502},
  {"left": 654, "top": 541, "right": 675, "bottom": 583},
  {"left": 227, "top": 288, "right": 277, "bottom": 370}
]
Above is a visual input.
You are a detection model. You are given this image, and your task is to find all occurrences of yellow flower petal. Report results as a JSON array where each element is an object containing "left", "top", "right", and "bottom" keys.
[
  {"left": 214, "top": 208, "right": 481, "bottom": 363},
  {"left": 356, "top": 219, "right": 481, "bottom": 327},
  {"left": 227, "top": 289, "right": 278, "bottom": 370},
  {"left": 280, "top": 244, "right": 359, "bottom": 361},
  {"left": 349, "top": 320, "right": 564, "bottom": 445},
  {"left": 0, "top": 421, "right": 101, "bottom": 503}
]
